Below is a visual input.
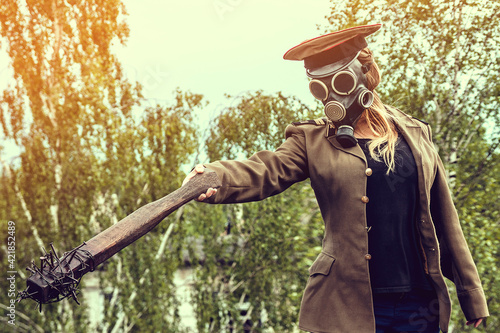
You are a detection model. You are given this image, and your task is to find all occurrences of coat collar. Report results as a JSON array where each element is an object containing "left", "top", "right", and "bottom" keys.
[
  {"left": 325, "top": 106, "right": 424, "bottom": 162},
  {"left": 326, "top": 136, "right": 366, "bottom": 161},
  {"left": 389, "top": 106, "right": 424, "bottom": 157}
]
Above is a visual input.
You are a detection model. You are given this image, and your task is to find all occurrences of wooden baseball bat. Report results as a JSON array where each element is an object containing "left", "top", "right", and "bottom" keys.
[{"left": 18, "top": 170, "right": 221, "bottom": 308}]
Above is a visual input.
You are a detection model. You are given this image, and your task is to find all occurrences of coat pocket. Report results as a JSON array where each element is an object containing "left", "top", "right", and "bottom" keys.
[{"left": 308, "top": 252, "right": 336, "bottom": 276}]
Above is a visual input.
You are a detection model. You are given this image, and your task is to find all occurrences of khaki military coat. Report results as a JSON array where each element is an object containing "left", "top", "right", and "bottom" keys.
[{"left": 204, "top": 106, "right": 489, "bottom": 333}]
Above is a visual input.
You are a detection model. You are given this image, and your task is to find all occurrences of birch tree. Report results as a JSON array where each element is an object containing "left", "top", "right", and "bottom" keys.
[
  {"left": 0, "top": 0, "right": 206, "bottom": 330},
  {"left": 0, "top": 0, "right": 141, "bottom": 330}
]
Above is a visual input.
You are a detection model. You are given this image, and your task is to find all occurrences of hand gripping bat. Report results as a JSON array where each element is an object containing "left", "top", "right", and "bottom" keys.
[{"left": 17, "top": 170, "right": 221, "bottom": 310}]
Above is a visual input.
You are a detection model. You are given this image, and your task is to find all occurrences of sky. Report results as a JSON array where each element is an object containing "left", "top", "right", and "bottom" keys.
[
  {"left": 0, "top": 0, "right": 334, "bottom": 160},
  {"left": 112, "top": 0, "right": 332, "bottom": 116}
]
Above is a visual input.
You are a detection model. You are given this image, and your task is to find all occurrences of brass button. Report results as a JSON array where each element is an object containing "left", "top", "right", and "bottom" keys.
[
  {"left": 365, "top": 254, "right": 372, "bottom": 260},
  {"left": 365, "top": 168, "right": 373, "bottom": 176},
  {"left": 361, "top": 196, "right": 369, "bottom": 203}
]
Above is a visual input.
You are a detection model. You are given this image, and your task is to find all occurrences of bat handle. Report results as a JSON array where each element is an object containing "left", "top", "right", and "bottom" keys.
[{"left": 183, "top": 168, "right": 221, "bottom": 197}]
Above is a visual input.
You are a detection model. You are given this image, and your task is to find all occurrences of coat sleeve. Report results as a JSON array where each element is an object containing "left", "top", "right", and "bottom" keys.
[
  {"left": 203, "top": 124, "right": 309, "bottom": 204},
  {"left": 428, "top": 126, "right": 489, "bottom": 320}
]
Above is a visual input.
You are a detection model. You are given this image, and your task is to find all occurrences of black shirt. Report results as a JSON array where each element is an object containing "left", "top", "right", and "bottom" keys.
[{"left": 358, "top": 135, "right": 433, "bottom": 293}]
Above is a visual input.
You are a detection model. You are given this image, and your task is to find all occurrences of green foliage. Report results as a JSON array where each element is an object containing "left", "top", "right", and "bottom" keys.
[
  {"left": 0, "top": 0, "right": 201, "bottom": 331},
  {"left": 95, "top": 91, "right": 203, "bottom": 333},
  {"left": 324, "top": 1, "right": 500, "bottom": 331},
  {"left": 0, "top": 0, "right": 139, "bottom": 330},
  {"left": 453, "top": 137, "right": 500, "bottom": 331},
  {"left": 206, "top": 90, "right": 320, "bottom": 160}
]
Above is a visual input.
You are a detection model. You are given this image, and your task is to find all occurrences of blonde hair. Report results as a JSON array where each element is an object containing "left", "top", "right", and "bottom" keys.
[{"left": 357, "top": 48, "right": 398, "bottom": 173}]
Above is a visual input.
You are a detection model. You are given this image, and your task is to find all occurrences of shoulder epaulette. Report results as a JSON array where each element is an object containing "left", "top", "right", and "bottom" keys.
[
  {"left": 411, "top": 116, "right": 429, "bottom": 126},
  {"left": 384, "top": 104, "right": 429, "bottom": 126},
  {"left": 292, "top": 117, "right": 327, "bottom": 126}
]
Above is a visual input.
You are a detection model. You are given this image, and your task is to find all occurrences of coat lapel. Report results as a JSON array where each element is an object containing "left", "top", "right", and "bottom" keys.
[
  {"left": 395, "top": 114, "right": 423, "bottom": 160},
  {"left": 326, "top": 136, "right": 367, "bottom": 163},
  {"left": 391, "top": 111, "right": 430, "bottom": 199}
]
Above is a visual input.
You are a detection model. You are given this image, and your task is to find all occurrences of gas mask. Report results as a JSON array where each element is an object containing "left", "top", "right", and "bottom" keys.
[{"left": 308, "top": 57, "right": 374, "bottom": 148}]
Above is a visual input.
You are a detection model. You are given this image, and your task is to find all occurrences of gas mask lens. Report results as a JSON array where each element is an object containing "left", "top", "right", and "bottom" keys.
[
  {"left": 309, "top": 80, "right": 328, "bottom": 101},
  {"left": 331, "top": 71, "right": 356, "bottom": 95},
  {"left": 309, "top": 70, "right": 358, "bottom": 101}
]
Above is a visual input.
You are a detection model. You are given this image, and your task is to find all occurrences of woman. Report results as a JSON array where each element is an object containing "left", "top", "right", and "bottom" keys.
[{"left": 183, "top": 24, "right": 489, "bottom": 333}]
